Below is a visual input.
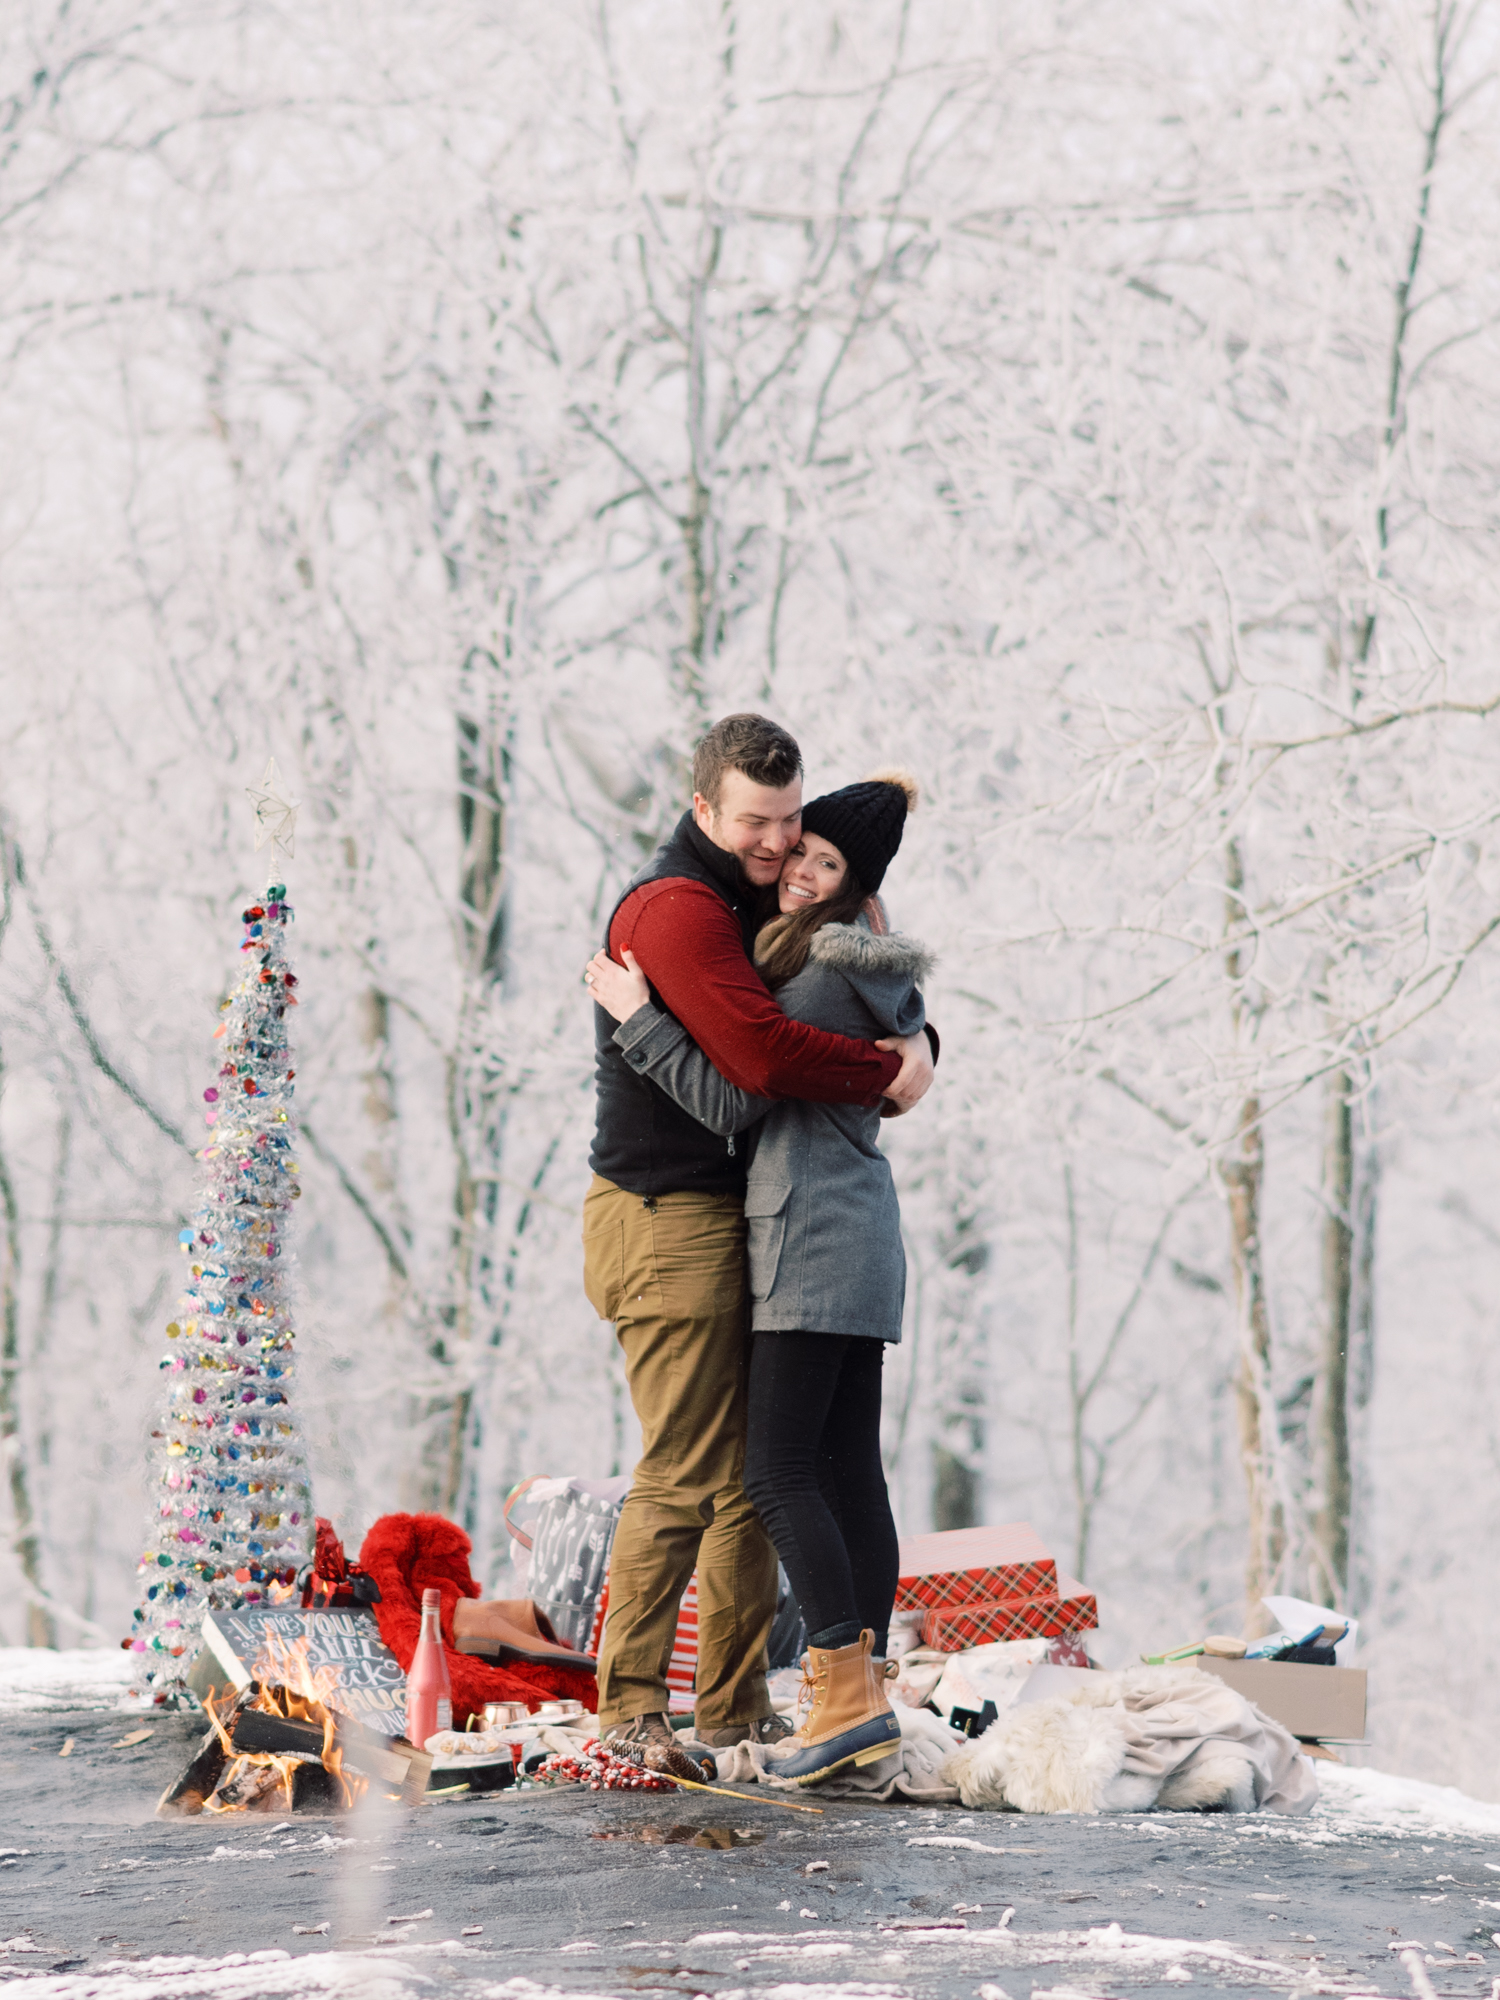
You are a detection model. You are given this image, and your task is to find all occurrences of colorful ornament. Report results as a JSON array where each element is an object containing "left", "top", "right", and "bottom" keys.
[{"left": 129, "top": 884, "right": 313, "bottom": 1685}]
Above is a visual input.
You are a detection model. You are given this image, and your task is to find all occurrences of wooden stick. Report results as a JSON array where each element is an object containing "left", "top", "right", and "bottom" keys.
[{"left": 668, "top": 1772, "right": 823, "bottom": 1814}]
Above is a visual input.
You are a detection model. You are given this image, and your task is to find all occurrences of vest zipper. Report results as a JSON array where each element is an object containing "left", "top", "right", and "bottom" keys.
[{"left": 727, "top": 1135, "right": 736, "bottom": 1158}]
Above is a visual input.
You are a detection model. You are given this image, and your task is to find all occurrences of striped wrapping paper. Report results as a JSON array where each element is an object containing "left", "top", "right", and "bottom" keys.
[
  {"left": 895, "top": 1522, "right": 1059, "bottom": 1612},
  {"left": 919, "top": 1577, "right": 1099, "bottom": 1652},
  {"left": 589, "top": 1571, "right": 700, "bottom": 1712}
]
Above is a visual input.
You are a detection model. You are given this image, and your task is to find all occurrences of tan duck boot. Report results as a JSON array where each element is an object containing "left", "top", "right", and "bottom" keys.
[{"left": 769, "top": 1630, "right": 901, "bottom": 1786}]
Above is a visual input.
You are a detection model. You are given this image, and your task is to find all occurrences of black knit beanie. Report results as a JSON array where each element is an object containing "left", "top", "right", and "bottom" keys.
[{"left": 799, "top": 768, "right": 918, "bottom": 896}]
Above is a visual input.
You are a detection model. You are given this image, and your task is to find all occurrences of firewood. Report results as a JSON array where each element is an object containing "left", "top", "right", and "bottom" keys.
[
  {"left": 216, "top": 1759, "right": 288, "bottom": 1812},
  {"left": 156, "top": 1687, "right": 256, "bottom": 1817},
  {"left": 326, "top": 1712, "right": 431, "bottom": 1802},
  {"left": 232, "top": 1709, "right": 326, "bottom": 1759},
  {"left": 382, "top": 1735, "right": 434, "bottom": 1805},
  {"left": 289, "top": 1761, "right": 341, "bottom": 1810},
  {"left": 231, "top": 1700, "right": 431, "bottom": 1803}
]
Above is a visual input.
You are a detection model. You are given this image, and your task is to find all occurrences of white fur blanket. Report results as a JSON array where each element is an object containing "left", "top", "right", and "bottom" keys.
[{"left": 941, "top": 1664, "right": 1318, "bottom": 1815}]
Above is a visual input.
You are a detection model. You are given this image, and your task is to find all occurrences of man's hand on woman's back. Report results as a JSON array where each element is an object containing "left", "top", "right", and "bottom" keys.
[{"left": 875, "top": 1032, "right": 934, "bottom": 1115}]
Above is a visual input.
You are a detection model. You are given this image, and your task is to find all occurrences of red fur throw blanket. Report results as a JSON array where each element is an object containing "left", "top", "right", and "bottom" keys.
[{"left": 359, "top": 1511, "right": 597, "bottom": 1728}]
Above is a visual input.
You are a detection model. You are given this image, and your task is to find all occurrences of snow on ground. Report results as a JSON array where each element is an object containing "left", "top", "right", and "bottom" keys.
[
  {"left": 0, "top": 1924, "right": 1362, "bottom": 2000},
  {"left": 0, "top": 1648, "right": 138, "bottom": 1715},
  {"left": 0, "top": 1948, "right": 423, "bottom": 1999},
  {"left": 1313, "top": 1762, "right": 1500, "bottom": 1841}
]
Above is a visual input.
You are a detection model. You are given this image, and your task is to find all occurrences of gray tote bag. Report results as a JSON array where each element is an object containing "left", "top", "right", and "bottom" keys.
[{"left": 503, "top": 1475, "right": 626, "bottom": 1653}]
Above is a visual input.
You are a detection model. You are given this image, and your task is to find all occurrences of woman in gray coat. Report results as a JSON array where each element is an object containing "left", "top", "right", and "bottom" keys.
[{"left": 586, "top": 772, "right": 930, "bottom": 1784}]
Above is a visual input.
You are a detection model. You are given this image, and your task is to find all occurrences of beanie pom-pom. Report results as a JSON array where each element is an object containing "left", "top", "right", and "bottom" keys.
[{"left": 865, "top": 766, "right": 919, "bottom": 814}]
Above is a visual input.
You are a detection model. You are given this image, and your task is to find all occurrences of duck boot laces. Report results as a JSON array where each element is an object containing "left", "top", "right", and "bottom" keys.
[{"left": 769, "top": 1630, "right": 902, "bottom": 1786}]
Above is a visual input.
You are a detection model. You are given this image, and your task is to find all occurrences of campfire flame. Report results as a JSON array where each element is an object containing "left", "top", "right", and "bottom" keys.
[{"left": 203, "top": 1630, "right": 369, "bottom": 1811}]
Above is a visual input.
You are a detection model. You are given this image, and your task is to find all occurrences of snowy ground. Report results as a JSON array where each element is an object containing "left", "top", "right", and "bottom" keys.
[
  {"left": 0, "top": 1650, "right": 140, "bottom": 1718},
  {"left": 4, "top": 1663, "right": 1500, "bottom": 2000}
]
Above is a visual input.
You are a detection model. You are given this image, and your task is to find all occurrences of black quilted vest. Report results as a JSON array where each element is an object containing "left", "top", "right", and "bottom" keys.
[{"left": 588, "top": 812, "right": 760, "bottom": 1197}]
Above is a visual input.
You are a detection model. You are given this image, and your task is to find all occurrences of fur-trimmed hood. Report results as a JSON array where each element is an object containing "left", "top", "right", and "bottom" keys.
[
  {"left": 808, "top": 921, "right": 935, "bottom": 984},
  {"left": 783, "top": 917, "right": 930, "bottom": 1042}
]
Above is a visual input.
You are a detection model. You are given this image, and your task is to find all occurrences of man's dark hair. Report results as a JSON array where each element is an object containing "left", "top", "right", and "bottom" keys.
[{"left": 691, "top": 713, "right": 802, "bottom": 810}]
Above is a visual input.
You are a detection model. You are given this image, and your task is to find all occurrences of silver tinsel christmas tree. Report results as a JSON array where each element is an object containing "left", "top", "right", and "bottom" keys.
[{"left": 130, "top": 874, "right": 314, "bottom": 1676}]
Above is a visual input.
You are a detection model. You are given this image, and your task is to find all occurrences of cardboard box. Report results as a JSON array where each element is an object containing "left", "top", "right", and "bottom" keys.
[
  {"left": 895, "top": 1523, "right": 1059, "bottom": 1613},
  {"left": 920, "top": 1578, "right": 1098, "bottom": 1653},
  {"left": 1197, "top": 1655, "right": 1367, "bottom": 1740}
]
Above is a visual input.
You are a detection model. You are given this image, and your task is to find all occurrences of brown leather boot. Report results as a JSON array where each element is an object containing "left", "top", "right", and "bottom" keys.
[
  {"left": 768, "top": 1630, "right": 900, "bottom": 1786},
  {"left": 601, "top": 1712, "right": 713, "bottom": 1783},
  {"left": 695, "top": 1714, "right": 795, "bottom": 1749},
  {"left": 450, "top": 1596, "right": 597, "bottom": 1672}
]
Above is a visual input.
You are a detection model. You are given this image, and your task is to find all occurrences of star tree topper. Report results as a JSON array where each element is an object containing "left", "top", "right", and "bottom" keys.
[{"left": 246, "top": 758, "right": 299, "bottom": 861}]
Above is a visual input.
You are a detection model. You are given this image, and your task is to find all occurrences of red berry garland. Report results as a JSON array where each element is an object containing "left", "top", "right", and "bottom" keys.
[{"left": 534, "top": 1737, "right": 677, "bottom": 1792}]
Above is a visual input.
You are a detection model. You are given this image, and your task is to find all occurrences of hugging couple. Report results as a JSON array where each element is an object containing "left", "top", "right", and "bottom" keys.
[{"left": 580, "top": 712, "right": 937, "bottom": 1788}]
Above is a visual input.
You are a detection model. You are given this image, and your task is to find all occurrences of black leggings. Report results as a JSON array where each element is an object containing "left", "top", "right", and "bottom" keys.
[{"left": 743, "top": 1331, "right": 899, "bottom": 1655}]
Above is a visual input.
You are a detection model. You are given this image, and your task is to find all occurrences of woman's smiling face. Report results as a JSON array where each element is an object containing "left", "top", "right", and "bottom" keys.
[{"left": 778, "top": 832, "right": 849, "bottom": 913}]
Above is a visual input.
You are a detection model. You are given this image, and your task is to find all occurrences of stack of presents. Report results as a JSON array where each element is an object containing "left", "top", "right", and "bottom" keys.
[{"left": 893, "top": 1522, "right": 1096, "bottom": 1653}]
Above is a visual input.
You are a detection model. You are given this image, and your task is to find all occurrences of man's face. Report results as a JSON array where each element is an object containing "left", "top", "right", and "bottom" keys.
[{"left": 693, "top": 768, "right": 803, "bottom": 886}]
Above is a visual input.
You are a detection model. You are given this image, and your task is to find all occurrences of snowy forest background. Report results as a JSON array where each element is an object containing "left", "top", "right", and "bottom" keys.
[{"left": 2, "top": 0, "right": 1499, "bottom": 1793}]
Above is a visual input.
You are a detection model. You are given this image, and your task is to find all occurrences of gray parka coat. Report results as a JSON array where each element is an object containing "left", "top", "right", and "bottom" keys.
[{"left": 612, "top": 919, "right": 931, "bottom": 1341}]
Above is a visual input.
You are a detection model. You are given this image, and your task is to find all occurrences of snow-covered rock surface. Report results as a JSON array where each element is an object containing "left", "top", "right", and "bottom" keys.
[
  {"left": 5, "top": 1702, "right": 1500, "bottom": 2000},
  {"left": 1315, "top": 1761, "right": 1500, "bottom": 1839},
  {"left": 0, "top": 1948, "right": 423, "bottom": 1999},
  {"left": 0, "top": 1648, "right": 137, "bottom": 1715}
]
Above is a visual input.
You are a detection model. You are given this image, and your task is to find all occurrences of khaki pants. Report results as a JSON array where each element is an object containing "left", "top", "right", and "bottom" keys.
[{"left": 582, "top": 1173, "right": 779, "bottom": 1731}]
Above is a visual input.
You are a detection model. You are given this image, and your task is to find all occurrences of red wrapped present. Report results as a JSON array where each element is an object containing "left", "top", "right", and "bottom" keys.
[
  {"left": 895, "top": 1522, "right": 1058, "bottom": 1613},
  {"left": 919, "top": 1578, "right": 1099, "bottom": 1653}
]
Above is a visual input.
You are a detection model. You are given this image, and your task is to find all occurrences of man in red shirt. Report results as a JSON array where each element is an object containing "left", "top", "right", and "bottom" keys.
[{"left": 581, "top": 715, "right": 933, "bottom": 1776}]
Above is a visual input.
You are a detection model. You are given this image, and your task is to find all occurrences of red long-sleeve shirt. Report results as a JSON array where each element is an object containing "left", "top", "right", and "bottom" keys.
[{"left": 610, "top": 878, "right": 901, "bottom": 1105}]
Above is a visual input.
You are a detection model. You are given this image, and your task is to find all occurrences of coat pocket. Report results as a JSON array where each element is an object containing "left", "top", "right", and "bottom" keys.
[{"left": 744, "top": 1183, "right": 792, "bottom": 1303}]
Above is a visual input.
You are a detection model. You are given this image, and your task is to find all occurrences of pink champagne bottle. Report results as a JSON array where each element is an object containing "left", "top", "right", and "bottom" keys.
[{"left": 405, "top": 1586, "right": 453, "bottom": 1746}]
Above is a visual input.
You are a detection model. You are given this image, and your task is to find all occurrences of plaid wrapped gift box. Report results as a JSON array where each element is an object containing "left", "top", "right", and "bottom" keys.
[
  {"left": 920, "top": 1577, "right": 1098, "bottom": 1653},
  {"left": 895, "top": 1522, "right": 1059, "bottom": 1613}
]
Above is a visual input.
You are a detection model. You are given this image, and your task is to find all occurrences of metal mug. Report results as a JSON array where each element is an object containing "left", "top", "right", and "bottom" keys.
[{"left": 480, "top": 1701, "right": 530, "bottom": 1729}]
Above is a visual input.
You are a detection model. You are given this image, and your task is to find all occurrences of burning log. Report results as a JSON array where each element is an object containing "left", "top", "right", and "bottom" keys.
[
  {"left": 230, "top": 1702, "right": 432, "bottom": 1804},
  {"left": 213, "top": 1756, "right": 293, "bottom": 1813},
  {"left": 289, "top": 1761, "right": 342, "bottom": 1811},
  {"left": 159, "top": 1626, "right": 434, "bottom": 1817},
  {"left": 231, "top": 1706, "right": 327, "bottom": 1760},
  {"left": 156, "top": 1687, "right": 258, "bottom": 1817}
]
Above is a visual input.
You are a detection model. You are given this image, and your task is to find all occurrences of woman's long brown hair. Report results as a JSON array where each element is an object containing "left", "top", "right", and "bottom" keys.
[{"left": 754, "top": 870, "right": 869, "bottom": 992}]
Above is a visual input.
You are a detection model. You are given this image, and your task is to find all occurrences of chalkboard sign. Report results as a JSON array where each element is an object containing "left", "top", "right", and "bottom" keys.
[{"left": 196, "top": 1605, "right": 407, "bottom": 1737}]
